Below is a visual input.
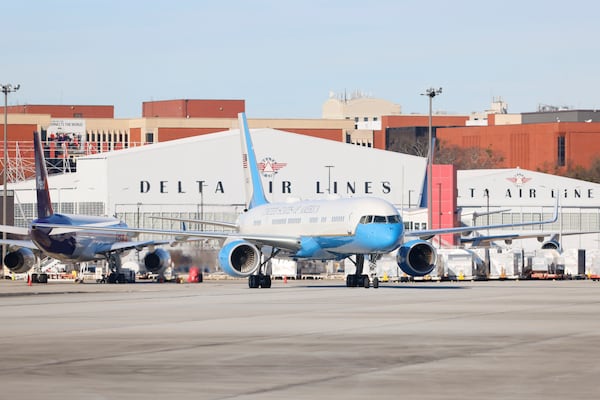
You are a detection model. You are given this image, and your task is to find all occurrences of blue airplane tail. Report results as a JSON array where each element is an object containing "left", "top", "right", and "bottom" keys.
[
  {"left": 238, "top": 113, "right": 268, "bottom": 209},
  {"left": 33, "top": 131, "right": 54, "bottom": 218}
]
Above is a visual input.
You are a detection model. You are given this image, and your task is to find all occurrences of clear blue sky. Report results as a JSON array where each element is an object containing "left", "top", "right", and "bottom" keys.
[{"left": 2, "top": 0, "right": 599, "bottom": 118}]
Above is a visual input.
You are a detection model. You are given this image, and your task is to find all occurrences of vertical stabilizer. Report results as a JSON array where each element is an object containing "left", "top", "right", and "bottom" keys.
[
  {"left": 33, "top": 131, "right": 54, "bottom": 218},
  {"left": 238, "top": 113, "right": 268, "bottom": 209}
]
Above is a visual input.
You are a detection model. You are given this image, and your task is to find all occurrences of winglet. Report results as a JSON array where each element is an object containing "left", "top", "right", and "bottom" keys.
[
  {"left": 239, "top": 112, "right": 268, "bottom": 209},
  {"left": 550, "top": 193, "right": 559, "bottom": 223},
  {"left": 33, "top": 131, "right": 54, "bottom": 218}
]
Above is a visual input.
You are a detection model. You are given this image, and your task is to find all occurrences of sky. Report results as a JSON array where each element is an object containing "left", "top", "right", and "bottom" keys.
[{"left": 2, "top": 0, "right": 599, "bottom": 119}]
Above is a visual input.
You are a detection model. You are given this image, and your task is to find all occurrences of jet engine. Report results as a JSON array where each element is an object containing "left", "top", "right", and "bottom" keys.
[
  {"left": 218, "top": 239, "right": 261, "bottom": 277},
  {"left": 143, "top": 248, "right": 171, "bottom": 274},
  {"left": 540, "top": 239, "right": 561, "bottom": 251},
  {"left": 396, "top": 239, "right": 437, "bottom": 276},
  {"left": 4, "top": 248, "right": 36, "bottom": 274}
]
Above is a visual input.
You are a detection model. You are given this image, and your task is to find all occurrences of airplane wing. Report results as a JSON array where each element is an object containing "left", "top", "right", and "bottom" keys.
[
  {"left": 0, "top": 238, "right": 39, "bottom": 250},
  {"left": 32, "top": 223, "right": 303, "bottom": 252},
  {"left": 148, "top": 216, "right": 238, "bottom": 230},
  {"left": 461, "top": 231, "right": 600, "bottom": 247},
  {"left": 406, "top": 199, "right": 559, "bottom": 239},
  {"left": 95, "top": 239, "right": 175, "bottom": 254},
  {"left": 0, "top": 224, "right": 30, "bottom": 236}
]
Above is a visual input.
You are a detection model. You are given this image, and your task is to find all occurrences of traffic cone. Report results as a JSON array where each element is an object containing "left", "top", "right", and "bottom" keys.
[{"left": 27, "top": 275, "right": 32, "bottom": 286}]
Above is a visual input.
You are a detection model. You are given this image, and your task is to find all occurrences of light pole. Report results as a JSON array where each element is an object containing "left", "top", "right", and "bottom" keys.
[
  {"left": 421, "top": 87, "right": 442, "bottom": 230},
  {"left": 1, "top": 83, "right": 20, "bottom": 278}
]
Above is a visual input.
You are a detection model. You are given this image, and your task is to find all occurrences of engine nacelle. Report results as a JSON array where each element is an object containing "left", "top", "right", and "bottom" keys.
[
  {"left": 143, "top": 248, "right": 171, "bottom": 274},
  {"left": 218, "top": 239, "right": 261, "bottom": 277},
  {"left": 4, "top": 248, "right": 36, "bottom": 273},
  {"left": 396, "top": 239, "right": 437, "bottom": 276},
  {"left": 541, "top": 239, "right": 561, "bottom": 252}
]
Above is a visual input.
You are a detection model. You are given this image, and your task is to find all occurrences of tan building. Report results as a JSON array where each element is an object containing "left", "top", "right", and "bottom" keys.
[{"left": 322, "top": 92, "right": 402, "bottom": 147}]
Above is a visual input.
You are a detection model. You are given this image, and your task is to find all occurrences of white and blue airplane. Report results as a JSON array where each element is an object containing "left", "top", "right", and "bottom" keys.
[
  {"left": 0, "top": 131, "right": 172, "bottom": 282},
  {"left": 34, "top": 112, "right": 559, "bottom": 288}
]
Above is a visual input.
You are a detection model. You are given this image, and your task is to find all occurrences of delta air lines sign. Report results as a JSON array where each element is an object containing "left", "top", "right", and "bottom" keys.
[{"left": 138, "top": 157, "right": 393, "bottom": 197}]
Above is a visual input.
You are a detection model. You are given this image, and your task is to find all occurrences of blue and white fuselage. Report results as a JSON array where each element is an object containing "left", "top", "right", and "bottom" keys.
[{"left": 237, "top": 197, "right": 404, "bottom": 259}]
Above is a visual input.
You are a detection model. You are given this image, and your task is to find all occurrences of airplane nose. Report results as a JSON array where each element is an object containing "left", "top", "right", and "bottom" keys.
[{"left": 373, "top": 224, "right": 404, "bottom": 250}]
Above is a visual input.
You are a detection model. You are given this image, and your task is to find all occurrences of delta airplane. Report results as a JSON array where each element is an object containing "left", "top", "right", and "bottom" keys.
[
  {"left": 34, "top": 113, "right": 560, "bottom": 288},
  {"left": 0, "top": 131, "right": 172, "bottom": 282}
]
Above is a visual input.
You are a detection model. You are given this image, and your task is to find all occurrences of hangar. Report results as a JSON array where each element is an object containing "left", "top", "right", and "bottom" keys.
[
  {"left": 457, "top": 168, "right": 600, "bottom": 250},
  {"left": 6, "top": 126, "right": 600, "bottom": 265}
]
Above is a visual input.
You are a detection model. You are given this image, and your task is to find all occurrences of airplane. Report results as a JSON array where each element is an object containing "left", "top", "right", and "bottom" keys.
[
  {"left": 32, "top": 112, "right": 561, "bottom": 288},
  {"left": 0, "top": 131, "right": 172, "bottom": 283}
]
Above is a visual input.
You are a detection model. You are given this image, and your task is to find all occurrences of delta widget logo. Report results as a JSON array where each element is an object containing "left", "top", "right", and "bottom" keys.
[
  {"left": 506, "top": 172, "right": 532, "bottom": 187},
  {"left": 258, "top": 157, "right": 287, "bottom": 178}
]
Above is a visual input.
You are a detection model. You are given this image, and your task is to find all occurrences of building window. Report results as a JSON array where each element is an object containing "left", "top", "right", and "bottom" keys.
[
  {"left": 363, "top": 117, "right": 368, "bottom": 122},
  {"left": 146, "top": 132, "right": 154, "bottom": 143},
  {"left": 557, "top": 136, "right": 565, "bottom": 167}
]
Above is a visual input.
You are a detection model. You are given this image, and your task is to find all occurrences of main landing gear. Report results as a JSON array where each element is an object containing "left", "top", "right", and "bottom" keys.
[
  {"left": 247, "top": 249, "right": 279, "bottom": 289},
  {"left": 248, "top": 274, "right": 272, "bottom": 289},
  {"left": 345, "top": 254, "right": 380, "bottom": 289},
  {"left": 105, "top": 253, "right": 129, "bottom": 284}
]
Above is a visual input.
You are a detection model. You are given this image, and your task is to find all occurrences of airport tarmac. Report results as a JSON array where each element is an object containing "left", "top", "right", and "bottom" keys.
[{"left": 0, "top": 278, "right": 599, "bottom": 400}]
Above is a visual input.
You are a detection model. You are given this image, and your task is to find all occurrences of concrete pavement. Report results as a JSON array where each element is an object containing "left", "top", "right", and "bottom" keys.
[{"left": 0, "top": 278, "right": 599, "bottom": 399}]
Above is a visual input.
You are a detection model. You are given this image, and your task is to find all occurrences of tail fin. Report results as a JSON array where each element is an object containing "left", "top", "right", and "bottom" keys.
[
  {"left": 33, "top": 131, "right": 54, "bottom": 218},
  {"left": 238, "top": 113, "right": 268, "bottom": 209}
]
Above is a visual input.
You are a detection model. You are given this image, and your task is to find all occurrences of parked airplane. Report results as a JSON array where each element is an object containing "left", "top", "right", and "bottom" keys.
[
  {"left": 33, "top": 113, "right": 560, "bottom": 288},
  {"left": 0, "top": 131, "right": 172, "bottom": 283}
]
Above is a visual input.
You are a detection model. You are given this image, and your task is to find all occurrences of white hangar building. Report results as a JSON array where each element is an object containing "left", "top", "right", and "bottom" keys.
[
  {"left": 7, "top": 127, "right": 600, "bottom": 252},
  {"left": 457, "top": 168, "right": 600, "bottom": 251}
]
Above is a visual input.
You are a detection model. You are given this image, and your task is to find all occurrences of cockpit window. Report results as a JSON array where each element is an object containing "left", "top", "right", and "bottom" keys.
[
  {"left": 387, "top": 215, "right": 401, "bottom": 223},
  {"left": 359, "top": 215, "right": 401, "bottom": 224},
  {"left": 359, "top": 215, "right": 373, "bottom": 224}
]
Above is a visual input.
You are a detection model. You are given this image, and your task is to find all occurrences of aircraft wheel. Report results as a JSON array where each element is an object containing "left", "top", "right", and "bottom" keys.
[
  {"left": 260, "top": 275, "right": 272, "bottom": 288},
  {"left": 372, "top": 277, "right": 379, "bottom": 289},
  {"left": 107, "top": 273, "right": 117, "bottom": 284},
  {"left": 248, "top": 275, "right": 260, "bottom": 288},
  {"left": 38, "top": 273, "right": 48, "bottom": 284},
  {"left": 363, "top": 275, "right": 370, "bottom": 288},
  {"left": 346, "top": 274, "right": 357, "bottom": 287}
]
